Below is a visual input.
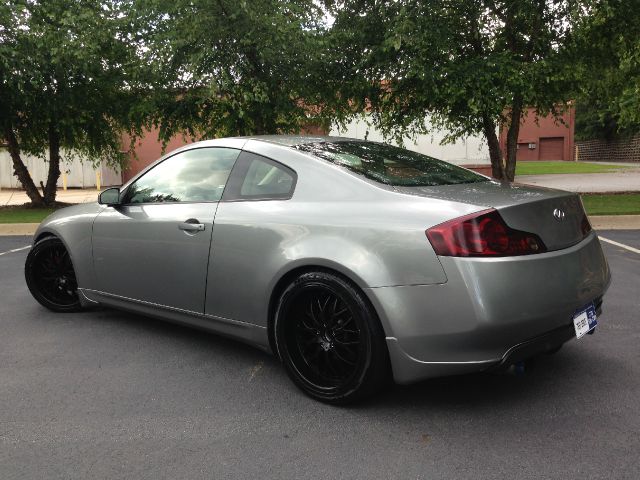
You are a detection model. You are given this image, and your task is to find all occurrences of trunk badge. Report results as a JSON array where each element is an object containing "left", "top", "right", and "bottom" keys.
[{"left": 553, "top": 208, "right": 566, "bottom": 221}]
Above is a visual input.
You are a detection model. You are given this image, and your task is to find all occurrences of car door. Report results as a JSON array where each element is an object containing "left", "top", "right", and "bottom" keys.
[
  {"left": 204, "top": 150, "right": 297, "bottom": 324},
  {"left": 92, "top": 146, "right": 240, "bottom": 313}
]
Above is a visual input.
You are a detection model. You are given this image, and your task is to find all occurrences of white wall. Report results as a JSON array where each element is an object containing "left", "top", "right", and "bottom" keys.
[
  {"left": 0, "top": 149, "right": 121, "bottom": 189},
  {"left": 329, "top": 116, "right": 491, "bottom": 165}
]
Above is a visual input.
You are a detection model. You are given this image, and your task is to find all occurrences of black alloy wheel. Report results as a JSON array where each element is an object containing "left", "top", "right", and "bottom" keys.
[
  {"left": 25, "top": 237, "right": 82, "bottom": 312},
  {"left": 275, "top": 271, "right": 389, "bottom": 404}
]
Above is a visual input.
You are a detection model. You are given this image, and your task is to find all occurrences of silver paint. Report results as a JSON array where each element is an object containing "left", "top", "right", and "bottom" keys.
[{"left": 31, "top": 136, "right": 611, "bottom": 385}]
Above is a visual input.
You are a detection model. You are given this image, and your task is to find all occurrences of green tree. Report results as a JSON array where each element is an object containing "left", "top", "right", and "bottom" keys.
[
  {"left": 136, "top": 0, "right": 329, "bottom": 143},
  {"left": 574, "top": 0, "right": 640, "bottom": 141},
  {"left": 0, "top": 0, "right": 144, "bottom": 206},
  {"left": 328, "top": 1, "right": 585, "bottom": 181}
]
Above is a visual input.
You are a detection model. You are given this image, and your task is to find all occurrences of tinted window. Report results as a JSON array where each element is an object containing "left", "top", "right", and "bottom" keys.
[
  {"left": 123, "top": 148, "right": 240, "bottom": 204},
  {"left": 239, "top": 156, "right": 295, "bottom": 198},
  {"left": 295, "top": 141, "right": 487, "bottom": 187}
]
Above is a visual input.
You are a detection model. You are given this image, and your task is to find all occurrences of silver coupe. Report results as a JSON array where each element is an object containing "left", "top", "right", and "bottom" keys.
[{"left": 25, "top": 136, "right": 611, "bottom": 403}]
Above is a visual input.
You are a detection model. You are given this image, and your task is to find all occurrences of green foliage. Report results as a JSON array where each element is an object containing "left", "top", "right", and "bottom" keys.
[
  {"left": 136, "top": 0, "right": 330, "bottom": 142},
  {"left": 574, "top": 0, "right": 640, "bottom": 140},
  {"left": 0, "top": 0, "right": 147, "bottom": 204},
  {"left": 327, "top": 1, "right": 586, "bottom": 180},
  {"left": 0, "top": 0, "right": 143, "bottom": 166}
]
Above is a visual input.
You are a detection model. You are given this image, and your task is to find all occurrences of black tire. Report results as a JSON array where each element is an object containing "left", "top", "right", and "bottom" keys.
[
  {"left": 25, "top": 236, "right": 82, "bottom": 312},
  {"left": 274, "top": 271, "right": 390, "bottom": 404}
]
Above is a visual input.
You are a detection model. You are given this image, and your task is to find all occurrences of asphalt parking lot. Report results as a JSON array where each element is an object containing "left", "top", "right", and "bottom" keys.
[{"left": 1, "top": 232, "right": 639, "bottom": 480}]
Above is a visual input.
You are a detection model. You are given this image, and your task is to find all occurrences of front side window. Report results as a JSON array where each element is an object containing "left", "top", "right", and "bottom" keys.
[
  {"left": 295, "top": 141, "right": 487, "bottom": 187},
  {"left": 123, "top": 148, "right": 240, "bottom": 204}
]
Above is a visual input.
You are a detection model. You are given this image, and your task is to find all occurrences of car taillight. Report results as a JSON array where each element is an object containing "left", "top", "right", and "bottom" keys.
[{"left": 426, "top": 209, "right": 547, "bottom": 257}]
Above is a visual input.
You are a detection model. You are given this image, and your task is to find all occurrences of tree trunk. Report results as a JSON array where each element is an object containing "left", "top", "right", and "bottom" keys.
[
  {"left": 43, "top": 123, "right": 61, "bottom": 205},
  {"left": 482, "top": 114, "right": 504, "bottom": 180},
  {"left": 253, "top": 115, "right": 266, "bottom": 135},
  {"left": 3, "top": 127, "right": 45, "bottom": 206},
  {"left": 504, "top": 97, "right": 523, "bottom": 182}
]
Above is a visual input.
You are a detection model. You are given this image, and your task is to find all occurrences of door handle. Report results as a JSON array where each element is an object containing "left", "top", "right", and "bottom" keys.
[{"left": 178, "top": 219, "right": 205, "bottom": 232}]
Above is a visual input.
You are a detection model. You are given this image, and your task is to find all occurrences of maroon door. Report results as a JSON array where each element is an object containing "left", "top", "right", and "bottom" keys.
[{"left": 539, "top": 137, "right": 565, "bottom": 161}]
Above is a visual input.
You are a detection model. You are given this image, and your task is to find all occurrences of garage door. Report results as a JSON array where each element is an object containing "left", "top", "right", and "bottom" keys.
[{"left": 539, "top": 137, "right": 565, "bottom": 161}]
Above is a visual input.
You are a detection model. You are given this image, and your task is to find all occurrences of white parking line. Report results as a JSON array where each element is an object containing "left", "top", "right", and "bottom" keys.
[
  {"left": 599, "top": 236, "right": 640, "bottom": 255},
  {"left": 0, "top": 245, "right": 31, "bottom": 257}
]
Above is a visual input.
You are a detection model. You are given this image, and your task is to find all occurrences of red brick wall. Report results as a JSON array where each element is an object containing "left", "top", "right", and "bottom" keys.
[
  {"left": 461, "top": 164, "right": 493, "bottom": 177},
  {"left": 500, "top": 106, "right": 575, "bottom": 161},
  {"left": 121, "top": 129, "right": 196, "bottom": 183},
  {"left": 121, "top": 123, "right": 329, "bottom": 182}
]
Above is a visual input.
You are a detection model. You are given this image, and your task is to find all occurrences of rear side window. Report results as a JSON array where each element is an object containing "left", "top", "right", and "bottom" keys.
[
  {"left": 223, "top": 151, "right": 296, "bottom": 201},
  {"left": 295, "top": 141, "right": 486, "bottom": 187},
  {"left": 240, "top": 157, "right": 294, "bottom": 197}
]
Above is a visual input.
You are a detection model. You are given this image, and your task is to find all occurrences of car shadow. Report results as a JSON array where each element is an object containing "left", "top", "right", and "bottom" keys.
[
  {"left": 365, "top": 344, "right": 627, "bottom": 412},
  {"left": 87, "top": 305, "right": 276, "bottom": 362},
  {"left": 77, "top": 305, "right": 627, "bottom": 414}
]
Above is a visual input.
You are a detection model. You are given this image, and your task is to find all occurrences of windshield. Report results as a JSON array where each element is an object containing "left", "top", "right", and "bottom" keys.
[{"left": 295, "top": 141, "right": 487, "bottom": 187}]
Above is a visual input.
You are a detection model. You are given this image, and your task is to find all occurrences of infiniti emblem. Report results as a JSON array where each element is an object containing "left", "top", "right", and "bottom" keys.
[{"left": 553, "top": 208, "right": 566, "bottom": 221}]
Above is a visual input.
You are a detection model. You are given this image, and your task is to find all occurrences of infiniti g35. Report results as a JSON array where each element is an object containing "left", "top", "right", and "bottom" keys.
[{"left": 24, "top": 136, "right": 611, "bottom": 403}]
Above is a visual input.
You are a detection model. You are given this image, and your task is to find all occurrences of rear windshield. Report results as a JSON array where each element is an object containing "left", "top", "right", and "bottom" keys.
[{"left": 295, "top": 141, "right": 487, "bottom": 187}]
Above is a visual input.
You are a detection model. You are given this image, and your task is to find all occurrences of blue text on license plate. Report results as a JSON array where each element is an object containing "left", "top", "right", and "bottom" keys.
[{"left": 573, "top": 303, "right": 597, "bottom": 339}]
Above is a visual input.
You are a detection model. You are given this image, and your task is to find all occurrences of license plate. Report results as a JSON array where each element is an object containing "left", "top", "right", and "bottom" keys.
[{"left": 573, "top": 303, "right": 597, "bottom": 339}]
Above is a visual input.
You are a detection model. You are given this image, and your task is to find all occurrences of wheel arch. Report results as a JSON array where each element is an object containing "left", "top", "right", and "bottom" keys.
[
  {"left": 266, "top": 263, "right": 389, "bottom": 359},
  {"left": 33, "top": 230, "right": 57, "bottom": 244},
  {"left": 30, "top": 229, "right": 84, "bottom": 285},
  {"left": 31, "top": 223, "right": 95, "bottom": 290},
  {"left": 24, "top": 233, "right": 84, "bottom": 312}
]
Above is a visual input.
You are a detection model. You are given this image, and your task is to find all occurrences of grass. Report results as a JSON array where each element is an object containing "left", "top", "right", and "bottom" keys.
[
  {"left": 516, "top": 161, "right": 632, "bottom": 176},
  {"left": 0, "top": 206, "right": 56, "bottom": 224},
  {"left": 581, "top": 194, "right": 640, "bottom": 216}
]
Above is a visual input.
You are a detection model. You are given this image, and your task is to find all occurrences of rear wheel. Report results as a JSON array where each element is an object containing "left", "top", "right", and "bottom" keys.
[
  {"left": 274, "top": 271, "right": 389, "bottom": 404},
  {"left": 25, "top": 237, "right": 82, "bottom": 312}
]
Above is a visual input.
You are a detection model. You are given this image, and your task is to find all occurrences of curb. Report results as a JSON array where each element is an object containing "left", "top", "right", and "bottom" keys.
[
  {"left": 0, "top": 223, "right": 40, "bottom": 236},
  {"left": 589, "top": 215, "right": 640, "bottom": 230},
  {"left": 1, "top": 216, "right": 639, "bottom": 237}
]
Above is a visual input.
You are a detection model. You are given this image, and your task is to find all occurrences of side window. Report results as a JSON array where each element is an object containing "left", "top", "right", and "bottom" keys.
[
  {"left": 122, "top": 148, "right": 239, "bottom": 204},
  {"left": 239, "top": 155, "right": 295, "bottom": 199}
]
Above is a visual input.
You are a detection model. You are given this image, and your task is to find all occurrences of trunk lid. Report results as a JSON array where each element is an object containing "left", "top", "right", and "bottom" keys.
[{"left": 395, "top": 180, "right": 588, "bottom": 251}]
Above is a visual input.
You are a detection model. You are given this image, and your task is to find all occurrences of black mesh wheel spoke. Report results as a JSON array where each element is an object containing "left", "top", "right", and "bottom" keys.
[
  {"left": 337, "top": 329, "right": 358, "bottom": 337},
  {"left": 333, "top": 337, "right": 359, "bottom": 346},
  {"left": 333, "top": 315, "right": 354, "bottom": 331},
  {"left": 285, "top": 286, "right": 363, "bottom": 390},
  {"left": 323, "top": 351, "right": 342, "bottom": 377},
  {"left": 33, "top": 244, "right": 79, "bottom": 307},
  {"left": 298, "top": 318, "right": 318, "bottom": 334},
  {"left": 331, "top": 345, "right": 357, "bottom": 366},
  {"left": 39, "top": 274, "right": 59, "bottom": 281}
]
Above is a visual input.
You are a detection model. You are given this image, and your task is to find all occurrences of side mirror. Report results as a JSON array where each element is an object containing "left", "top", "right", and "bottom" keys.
[{"left": 98, "top": 187, "right": 121, "bottom": 206}]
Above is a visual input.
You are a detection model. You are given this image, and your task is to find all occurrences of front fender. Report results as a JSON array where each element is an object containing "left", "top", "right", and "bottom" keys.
[{"left": 33, "top": 203, "right": 104, "bottom": 290}]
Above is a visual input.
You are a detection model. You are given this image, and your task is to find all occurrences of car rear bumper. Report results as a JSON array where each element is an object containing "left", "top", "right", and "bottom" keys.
[{"left": 366, "top": 232, "right": 611, "bottom": 384}]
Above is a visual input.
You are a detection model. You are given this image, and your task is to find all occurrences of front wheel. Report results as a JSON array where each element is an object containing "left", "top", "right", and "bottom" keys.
[
  {"left": 25, "top": 237, "right": 82, "bottom": 312},
  {"left": 274, "top": 271, "right": 390, "bottom": 404}
]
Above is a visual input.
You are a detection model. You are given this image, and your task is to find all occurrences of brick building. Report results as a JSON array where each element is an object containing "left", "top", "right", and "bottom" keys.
[{"left": 500, "top": 106, "right": 575, "bottom": 162}]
